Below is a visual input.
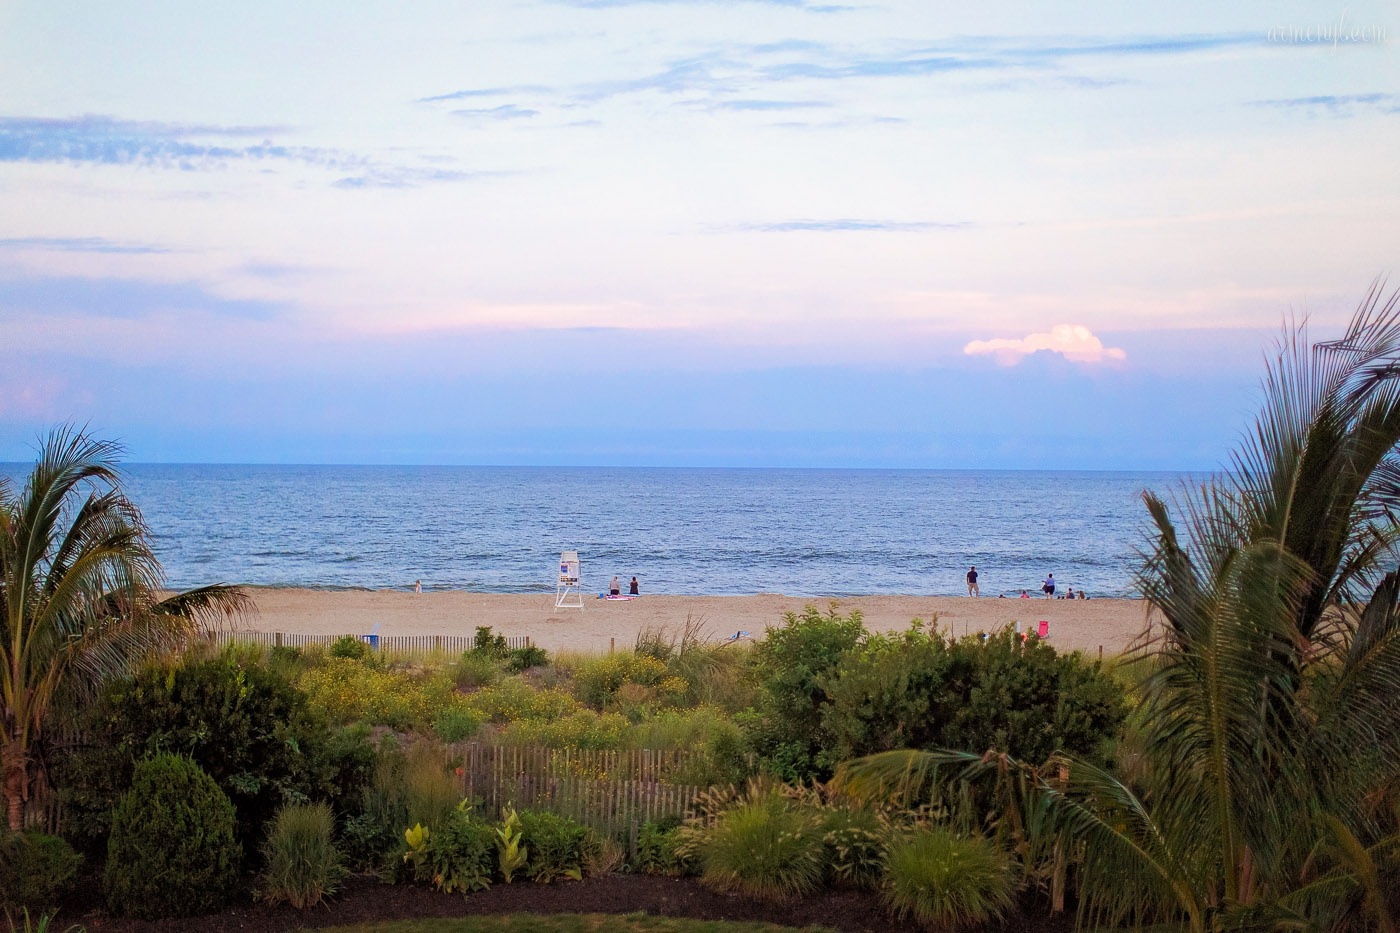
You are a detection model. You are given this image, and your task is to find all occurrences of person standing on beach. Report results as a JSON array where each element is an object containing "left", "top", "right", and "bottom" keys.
[
  {"left": 1043, "top": 573, "right": 1055, "bottom": 598},
  {"left": 610, "top": 576, "right": 621, "bottom": 597},
  {"left": 966, "top": 565, "right": 979, "bottom": 596},
  {"left": 629, "top": 576, "right": 639, "bottom": 595}
]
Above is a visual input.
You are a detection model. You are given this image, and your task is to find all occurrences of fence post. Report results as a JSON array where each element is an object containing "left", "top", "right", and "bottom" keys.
[{"left": 275, "top": 632, "right": 283, "bottom": 648}]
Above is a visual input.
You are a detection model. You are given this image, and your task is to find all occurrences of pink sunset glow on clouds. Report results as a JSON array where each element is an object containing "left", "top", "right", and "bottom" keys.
[{"left": 963, "top": 325, "right": 1127, "bottom": 366}]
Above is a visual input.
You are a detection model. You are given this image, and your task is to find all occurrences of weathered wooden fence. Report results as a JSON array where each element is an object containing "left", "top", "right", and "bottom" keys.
[
  {"left": 453, "top": 744, "right": 705, "bottom": 838},
  {"left": 212, "top": 630, "right": 531, "bottom": 654}
]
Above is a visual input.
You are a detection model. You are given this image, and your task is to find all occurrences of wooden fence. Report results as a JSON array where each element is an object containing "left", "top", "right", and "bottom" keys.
[
  {"left": 453, "top": 744, "right": 705, "bottom": 840},
  {"left": 212, "top": 630, "right": 531, "bottom": 655}
]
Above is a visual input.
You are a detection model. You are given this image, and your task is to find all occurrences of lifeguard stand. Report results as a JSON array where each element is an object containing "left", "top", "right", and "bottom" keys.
[{"left": 555, "top": 551, "right": 583, "bottom": 608}]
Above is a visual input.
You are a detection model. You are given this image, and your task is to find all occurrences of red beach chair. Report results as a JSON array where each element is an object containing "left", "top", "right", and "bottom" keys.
[{"left": 1037, "top": 620, "right": 1049, "bottom": 639}]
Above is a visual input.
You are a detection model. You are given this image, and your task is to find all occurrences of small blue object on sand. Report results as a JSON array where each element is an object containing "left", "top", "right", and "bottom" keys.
[{"left": 361, "top": 623, "right": 380, "bottom": 649}]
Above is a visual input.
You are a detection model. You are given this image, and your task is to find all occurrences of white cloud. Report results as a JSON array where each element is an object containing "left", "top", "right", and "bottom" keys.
[{"left": 963, "top": 324, "right": 1126, "bottom": 365}]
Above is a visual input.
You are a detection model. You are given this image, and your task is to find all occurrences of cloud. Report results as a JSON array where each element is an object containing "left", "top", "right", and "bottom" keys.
[
  {"left": 730, "top": 219, "right": 973, "bottom": 232},
  {"left": 0, "top": 272, "right": 290, "bottom": 321},
  {"left": 418, "top": 85, "right": 552, "bottom": 103},
  {"left": 1247, "top": 93, "right": 1400, "bottom": 116},
  {"left": 450, "top": 104, "right": 539, "bottom": 120},
  {"left": 963, "top": 324, "right": 1126, "bottom": 365},
  {"left": 0, "top": 236, "right": 171, "bottom": 254},
  {"left": 0, "top": 114, "right": 486, "bottom": 189},
  {"left": 710, "top": 98, "right": 831, "bottom": 111}
]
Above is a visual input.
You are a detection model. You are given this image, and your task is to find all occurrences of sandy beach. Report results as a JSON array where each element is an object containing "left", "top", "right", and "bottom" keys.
[{"left": 240, "top": 589, "right": 1159, "bottom": 657}]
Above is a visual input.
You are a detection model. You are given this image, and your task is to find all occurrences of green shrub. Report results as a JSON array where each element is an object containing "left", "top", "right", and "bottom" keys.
[
  {"left": 260, "top": 801, "right": 346, "bottom": 908},
  {"left": 820, "top": 806, "right": 886, "bottom": 889},
  {"left": 329, "top": 633, "right": 370, "bottom": 660},
  {"left": 104, "top": 753, "right": 241, "bottom": 919},
  {"left": 507, "top": 644, "right": 550, "bottom": 672},
  {"left": 466, "top": 679, "right": 580, "bottom": 723},
  {"left": 71, "top": 646, "right": 331, "bottom": 850},
  {"left": 0, "top": 830, "right": 81, "bottom": 910},
  {"left": 693, "top": 790, "right": 825, "bottom": 898},
  {"left": 432, "top": 707, "right": 485, "bottom": 743},
  {"left": 473, "top": 625, "right": 510, "bottom": 658},
  {"left": 572, "top": 653, "right": 669, "bottom": 709},
  {"left": 822, "top": 625, "right": 1127, "bottom": 765},
  {"left": 882, "top": 828, "right": 1014, "bottom": 930},
  {"left": 635, "top": 818, "right": 695, "bottom": 876},
  {"left": 747, "top": 606, "right": 865, "bottom": 780},
  {"left": 499, "top": 709, "right": 628, "bottom": 750},
  {"left": 516, "top": 809, "right": 590, "bottom": 883},
  {"left": 402, "top": 805, "right": 496, "bottom": 894}
]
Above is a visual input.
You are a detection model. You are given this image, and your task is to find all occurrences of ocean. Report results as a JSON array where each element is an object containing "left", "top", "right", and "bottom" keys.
[{"left": 1, "top": 464, "right": 1191, "bottom": 598}]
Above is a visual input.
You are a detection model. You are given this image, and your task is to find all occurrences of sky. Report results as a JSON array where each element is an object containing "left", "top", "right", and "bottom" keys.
[{"left": 1, "top": 0, "right": 1398, "bottom": 469}]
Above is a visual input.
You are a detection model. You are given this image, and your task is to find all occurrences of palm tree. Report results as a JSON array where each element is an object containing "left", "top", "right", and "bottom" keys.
[
  {"left": 1, "top": 427, "right": 247, "bottom": 831},
  {"left": 835, "top": 283, "right": 1400, "bottom": 931}
]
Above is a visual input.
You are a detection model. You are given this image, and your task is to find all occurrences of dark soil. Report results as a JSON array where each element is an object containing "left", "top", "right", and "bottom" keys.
[{"left": 67, "top": 873, "right": 1078, "bottom": 933}]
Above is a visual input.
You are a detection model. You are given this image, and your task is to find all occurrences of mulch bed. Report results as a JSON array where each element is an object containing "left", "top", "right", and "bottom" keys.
[{"left": 68, "top": 873, "right": 1077, "bottom": 933}]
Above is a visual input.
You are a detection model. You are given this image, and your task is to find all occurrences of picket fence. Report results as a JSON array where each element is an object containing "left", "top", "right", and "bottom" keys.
[
  {"left": 212, "top": 630, "right": 531, "bottom": 654},
  {"left": 451, "top": 743, "right": 705, "bottom": 841}
]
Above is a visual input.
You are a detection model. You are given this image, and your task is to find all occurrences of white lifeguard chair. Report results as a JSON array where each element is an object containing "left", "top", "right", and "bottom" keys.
[{"left": 555, "top": 551, "right": 583, "bottom": 608}]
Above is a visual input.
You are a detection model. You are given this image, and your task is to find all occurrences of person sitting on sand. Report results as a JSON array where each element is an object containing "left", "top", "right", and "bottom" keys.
[
  {"left": 629, "top": 576, "right": 639, "bottom": 595},
  {"left": 610, "top": 576, "right": 621, "bottom": 597},
  {"left": 1078, "top": 590, "right": 1088, "bottom": 599},
  {"left": 1020, "top": 590, "right": 1030, "bottom": 598},
  {"left": 1066, "top": 586, "right": 1074, "bottom": 600}
]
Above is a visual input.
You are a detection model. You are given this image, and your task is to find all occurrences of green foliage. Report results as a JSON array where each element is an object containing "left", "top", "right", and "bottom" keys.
[
  {"left": 819, "top": 806, "right": 886, "bottom": 890},
  {"left": 495, "top": 807, "right": 528, "bottom": 883},
  {"left": 507, "top": 644, "right": 551, "bottom": 673},
  {"left": 450, "top": 651, "right": 503, "bottom": 690},
  {"left": 2, "top": 907, "right": 86, "bottom": 933},
  {"left": 330, "top": 633, "right": 371, "bottom": 660},
  {"left": 822, "top": 625, "right": 1126, "bottom": 765},
  {"left": 747, "top": 606, "right": 865, "bottom": 780},
  {"left": 516, "top": 809, "right": 590, "bottom": 883},
  {"left": 881, "top": 828, "right": 1014, "bottom": 930},
  {"left": 634, "top": 818, "right": 695, "bottom": 876},
  {"left": 473, "top": 626, "right": 510, "bottom": 658},
  {"left": 104, "top": 753, "right": 241, "bottom": 919},
  {"left": 690, "top": 789, "right": 825, "bottom": 898},
  {"left": 499, "top": 709, "right": 628, "bottom": 750},
  {"left": 300, "top": 656, "right": 471, "bottom": 731},
  {"left": 403, "top": 804, "right": 496, "bottom": 894},
  {"left": 0, "top": 831, "right": 81, "bottom": 910},
  {"left": 74, "top": 645, "right": 330, "bottom": 849},
  {"left": 467, "top": 679, "right": 581, "bottom": 723},
  {"left": 432, "top": 707, "right": 485, "bottom": 743},
  {"left": 259, "top": 801, "right": 346, "bottom": 909},
  {"left": 572, "top": 653, "right": 669, "bottom": 709}
]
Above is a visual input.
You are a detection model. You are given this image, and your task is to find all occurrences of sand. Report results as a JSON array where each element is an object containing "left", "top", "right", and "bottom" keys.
[{"left": 240, "top": 589, "right": 1159, "bottom": 657}]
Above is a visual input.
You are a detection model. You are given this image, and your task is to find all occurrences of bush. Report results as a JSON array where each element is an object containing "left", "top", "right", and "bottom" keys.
[
  {"left": 692, "top": 790, "right": 825, "bottom": 898},
  {"left": 822, "top": 625, "right": 1127, "bottom": 766},
  {"left": 507, "top": 644, "right": 550, "bottom": 673},
  {"left": 572, "top": 653, "right": 669, "bottom": 709},
  {"left": 472, "top": 626, "right": 510, "bottom": 658},
  {"left": 260, "top": 801, "right": 346, "bottom": 908},
  {"left": 0, "top": 830, "right": 81, "bottom": 910},
  {"left": 467, "top": 679, "right": 580, "bottom": 723},
  {"left": 451, "top": 651, "right": 503, "bottom": 689},
  {"left": 517, "top": 809, "right": 590, "bottom": 883},
  {"left": 72, "top": 646, "right": 331, "bottom": 850},
  {"left": 882, "top": 828, "right": 1014, "bottom": 930},
  {"left": 820, "top": 806, "right": 886, "bottom": 889},
  {"left": 499, "top": 709, "right": 628, "bottom": 750},
  {"left": 635, "top": 817, "right": 695, "bottom": 876},
  {"left": 105, "top": 753, "right": 241, "bottom": 919},
  {"left": 329, "top": 633, "right": 370, "bottom": 660},
  {"left": 403, "top": 805, "right": 496, "bottom": 893},
  {"left": 747, "top": 606, "right": 865, "bottom": 780}
]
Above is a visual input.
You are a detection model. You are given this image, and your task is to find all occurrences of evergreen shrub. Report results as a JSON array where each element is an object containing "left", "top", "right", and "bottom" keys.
[{"left": 104, "top": 753, "right": 241, "bottom": 919}]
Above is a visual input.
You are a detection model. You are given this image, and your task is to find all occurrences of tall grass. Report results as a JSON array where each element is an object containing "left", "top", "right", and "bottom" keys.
[
  {"left": 692, "top": 788, "right": 825, "bottom": 898},
  {"left": 259, "top": 802, "right": 346, "bottom": 909},
  {"left": 882, "top": 828, "right": 1014, "bottom": 930}
]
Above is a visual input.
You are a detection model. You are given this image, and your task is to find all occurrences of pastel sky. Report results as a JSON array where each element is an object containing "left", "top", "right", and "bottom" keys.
[{"left": 2, "top": 0, "right": 1397, "bottom": 468}]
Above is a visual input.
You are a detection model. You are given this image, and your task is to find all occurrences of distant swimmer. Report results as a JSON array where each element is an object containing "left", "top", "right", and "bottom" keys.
[
  {"left": 610, "top": 576, "right": 621, "bottom": 597},
  {"left": 630, "top": 576, "right": 639, "bottom": 595},
  {"left": 966, "top": 565, "right": 979, "bottom": 597},
  {"left": 1043, "top": 574, "right": 1055, "bottom": 598}
]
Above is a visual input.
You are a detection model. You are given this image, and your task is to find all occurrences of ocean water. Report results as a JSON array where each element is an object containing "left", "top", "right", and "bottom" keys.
[{"left": 1, "top": 464, "right": 1190, "bottom": 597}]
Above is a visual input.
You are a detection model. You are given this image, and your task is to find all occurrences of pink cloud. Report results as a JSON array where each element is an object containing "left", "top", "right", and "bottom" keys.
[{"left": 963, "top": 324, "right": 1126, "bottom": 366}]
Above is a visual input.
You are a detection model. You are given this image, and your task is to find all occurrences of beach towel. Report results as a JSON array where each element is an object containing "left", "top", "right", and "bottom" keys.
[{"left": 598, "top": 593, "right": 637, "bottom": 600}]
